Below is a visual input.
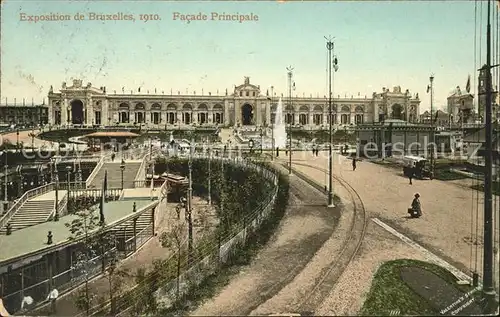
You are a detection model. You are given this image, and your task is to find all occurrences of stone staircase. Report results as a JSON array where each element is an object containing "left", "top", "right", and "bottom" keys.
[
  {"left": 0, "top": 200, "right": 54, "bottom": 234},
  {"left": 113, "top": 210, "right": 152, "bottom": 241},
  {"left": 88, "top": 162, "right": 143, "bottom": 189}
]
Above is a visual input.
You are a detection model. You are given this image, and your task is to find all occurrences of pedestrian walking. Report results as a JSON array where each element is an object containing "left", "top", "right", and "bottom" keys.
[
  {"left": 352, "top": 158, "right": 357, "bottom": 171},
  {"left": 408, "top": 164, "right": 415, "bottom": 185}
]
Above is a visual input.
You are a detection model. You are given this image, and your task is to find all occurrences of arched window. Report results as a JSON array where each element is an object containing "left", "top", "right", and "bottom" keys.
[{"left": 341, "top": 114, "right": 349, "bottom": 124}]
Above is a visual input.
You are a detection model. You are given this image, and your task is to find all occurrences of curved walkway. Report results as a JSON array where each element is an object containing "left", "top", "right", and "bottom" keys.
[{"left": 285, "top": 152, "right": 498, "bottom": 282}]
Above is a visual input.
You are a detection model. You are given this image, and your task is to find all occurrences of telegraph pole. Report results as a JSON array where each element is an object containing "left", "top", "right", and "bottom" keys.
[
  {"left": 325, "top": 36, "right": 338, "bottom": 207},
  {"left": 428, "top": 75, "right": 435, "bottom": 178},
  {"left": 481, "top": 0, "right": 497, "bottom": 313},
  {"left": 287, "top": 66, "right": 294, "bottom": 175}
]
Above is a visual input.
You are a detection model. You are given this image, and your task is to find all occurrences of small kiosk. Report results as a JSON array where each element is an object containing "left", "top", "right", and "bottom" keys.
[{"left": 83, "top": 131, "right": 140, "bottom": 151}]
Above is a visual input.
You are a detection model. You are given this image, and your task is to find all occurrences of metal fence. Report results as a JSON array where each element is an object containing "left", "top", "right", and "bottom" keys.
[
  {"left": 0, "top": 204, "right": 156, "bottom": 316},
  {"left": 154, "top": 157, "right": 278, "bottom": 309},
  {"left": 81, "top": 156, "right": 280, "bottom": 316}
]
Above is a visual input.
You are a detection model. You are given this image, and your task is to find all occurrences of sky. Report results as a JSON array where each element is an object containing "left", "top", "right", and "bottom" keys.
[{"left": 0, "top": 0, "right": 498, "bottom": 112}]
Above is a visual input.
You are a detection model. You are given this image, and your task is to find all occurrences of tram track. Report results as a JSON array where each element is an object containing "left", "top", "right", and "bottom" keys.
[{"left": 278, "top": 161, "right": 368, "bottom": 313}]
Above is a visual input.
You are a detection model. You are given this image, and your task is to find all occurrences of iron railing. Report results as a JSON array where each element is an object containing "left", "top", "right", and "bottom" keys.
[
  {"left": 85, "top": 153, "right": 112, "bottom": 188},
  {"left": 0, "top": 182, "right": 55, "bottom": 229}
]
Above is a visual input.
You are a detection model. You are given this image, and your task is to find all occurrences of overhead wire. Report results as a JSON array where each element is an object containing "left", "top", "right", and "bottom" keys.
[{"left": 471, "top": 0, "right": 478, "bottom": 277}]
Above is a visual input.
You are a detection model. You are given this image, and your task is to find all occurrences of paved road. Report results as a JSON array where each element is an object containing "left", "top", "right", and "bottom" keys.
[{"left": 280, "top": 152, "right": 499, "bottom": 285}]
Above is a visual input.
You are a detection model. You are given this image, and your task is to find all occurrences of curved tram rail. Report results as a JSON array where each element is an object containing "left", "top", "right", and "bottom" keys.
[{"left": 282, "top": 161, "right": 368, "bottom": 313}]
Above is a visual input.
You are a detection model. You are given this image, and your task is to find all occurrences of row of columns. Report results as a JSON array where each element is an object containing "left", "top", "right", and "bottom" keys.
[
  {"left": 279, "top": 113, "right": 366, "bottom": 126},
  {"left": 48, "top": 97, "right": 377, "bottom": 127},
  {"left": 115, "top": 111, "right": 225, "bottom": 125}
]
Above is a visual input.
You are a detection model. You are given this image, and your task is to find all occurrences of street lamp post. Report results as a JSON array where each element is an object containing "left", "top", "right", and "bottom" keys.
[
  {"left": 66, "top": 165, "right": 72, "bottom": 192},
  {"left": 326, "top": 36, "right": 339, "bottom": 207},
  {"left": 270, "top": 86, "right": 274, "bottom": 160},
  {"left": 428, "top": 75, "right": 435, "bottom": 178},
  {"left": 344, "top": 125, "right": 348, "bottom": 152},
  {"left": 260, "top": 127, "right": 263, "bottom": 154},
  {"left": 16, "top": 128, "right": 19, "bottom": 153},
  {"left": 286, "top": 66, "right": 295, "bottom": 175},
  {"left": 186, "top": 138, "right": 194, "bottom": 264},
  {"left": 207, "top": 138, "right": 212, "bottom": 205},
  {"left": 149, "top": 136, "right": 152, "bottom": 161},
  {"left": 120, "top": 160, "right": 126, "bottom": 190},
  {"left": 2, "top": 151, "right": 8, "bottom": 213},
  {"left": 52, "top": 159, "right": 59, "bottom": 221}
]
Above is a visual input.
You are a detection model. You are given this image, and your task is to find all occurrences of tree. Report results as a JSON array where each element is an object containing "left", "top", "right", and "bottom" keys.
[
  {"left": 65, "top": 207, "right": 119, "bottom": 316},
  {"left": 101, "top": 232, "right": 127, "bottom": 316},
  {"left": 159, "top": 221, "right": 186, "bottom": 303},
  {"left": 65, "top": 208, "right": 100, "bottom": 316}
]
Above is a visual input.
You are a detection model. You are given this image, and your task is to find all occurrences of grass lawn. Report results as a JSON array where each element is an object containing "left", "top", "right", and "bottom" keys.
[
  {"left": 361, "top": 259, "right": 476, "bottom": 316},
  {"left": 471, "top": 181, "right": 500, "bottom": 195},
  {"left": 433, "top": 169, "right": 469, "bottom": 181}
]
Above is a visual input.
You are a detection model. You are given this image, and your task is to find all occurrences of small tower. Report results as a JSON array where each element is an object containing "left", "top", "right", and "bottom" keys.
[{"left": 478, "top": 64, "right": 488, "bottom": 123}]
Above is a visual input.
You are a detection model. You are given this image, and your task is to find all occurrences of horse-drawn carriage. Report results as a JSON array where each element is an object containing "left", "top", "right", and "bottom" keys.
[{"left": 402, "top": 155, "right": 432, "bottom": 179}]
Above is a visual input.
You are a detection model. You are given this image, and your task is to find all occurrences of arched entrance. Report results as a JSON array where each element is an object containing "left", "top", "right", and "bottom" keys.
[
  {"left": 391, "top": 104, "right": 403, "bottom": 120},
  {"left": 71, "top": 100, "right": 84, "bottom": 124},
  {"left": 241, "top": 103, "right": 253, "bottom": 125}
]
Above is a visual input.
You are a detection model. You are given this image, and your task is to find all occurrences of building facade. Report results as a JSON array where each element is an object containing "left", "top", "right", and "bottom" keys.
[
  {"left": 447, "top": 86, "right": 474, "bottom": 124},
  {"left": 420, "top": 109, "right": 451, "bottom": 127},
  {"left": 0, "top": 104, "right": 48, "bottom": 127},
  {"left": 47, "top": 77, "right": 421, "bottom": 129}
]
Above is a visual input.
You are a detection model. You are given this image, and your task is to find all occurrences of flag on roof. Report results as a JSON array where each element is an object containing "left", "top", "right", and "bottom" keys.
[{"left": 466, "top": 75, "right": 471, "bottom": 93}]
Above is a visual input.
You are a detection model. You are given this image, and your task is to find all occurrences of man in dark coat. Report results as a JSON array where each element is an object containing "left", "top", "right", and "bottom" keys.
[
  {"left": 409, "top": 193, "right": 422, "bottom": 218},
  {"left": 408, "top": 164, "right": 415, "bottom": 185}
]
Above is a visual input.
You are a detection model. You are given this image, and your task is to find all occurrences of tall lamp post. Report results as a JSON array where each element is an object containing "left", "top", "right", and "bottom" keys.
[
  {"left": 2, "top": 150, "right": 8, "bottom": 213},
  {"left": 52, "top": 158, "right": 59, "bottom": 221},
  {"left": 259, "top": 127, "right": 264, "bottom": 154},
  {"left": 270, "top": 86, "right": 274, "bottom": 160},
  {"left": 186, "top": 138, "right": 194, "bottom": 264},
  {"left": 428, "top": 75, "right": 435, "bottom": 178},
  {"left": 120, "top": 160, "right": 126, "bottom": 190},
  {"left": 207, "top": 137, "right": 212, "bottom": 205},
  {"left": 149, "top": 136, "right": 152, "bottom": 161},
  {"left": 286, "top": 66, "right": 295, "bottom": 175},
  {"left": 16, "top": 128, "right": 19, "bottom": 153},
  {"left": 326, "top": 36, "right": 339, "bottom": 207}
]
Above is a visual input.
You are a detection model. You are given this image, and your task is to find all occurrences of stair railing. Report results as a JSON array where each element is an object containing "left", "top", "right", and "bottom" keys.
[
  {"left": 0, "top": 182, "right": 55, "bottom": 229},
  {"left": 47, "top": 190, "right": 69, "bottom": 220},
  {"left": 86, "top": 152, "right": 113, "bottom": 188},
  {"left": 134, "top": 148, "right": 158, "bottom": 187}
]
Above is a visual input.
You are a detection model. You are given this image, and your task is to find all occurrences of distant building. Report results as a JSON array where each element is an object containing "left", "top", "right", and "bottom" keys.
[
  {"left": 419, "top": 109, "right": 450, "bottom": 127},
  {"left": 45, "top": 78, "right": 421, "bottom": 129},
  {"left": 0, "top": 103, "right": 48, "bottom": 127},
  {"left": 447, "top": 86, "right": 474, "bottom": 124},
  {"left": 478, "top": 65, "right": 500, "bottom": 123}
]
